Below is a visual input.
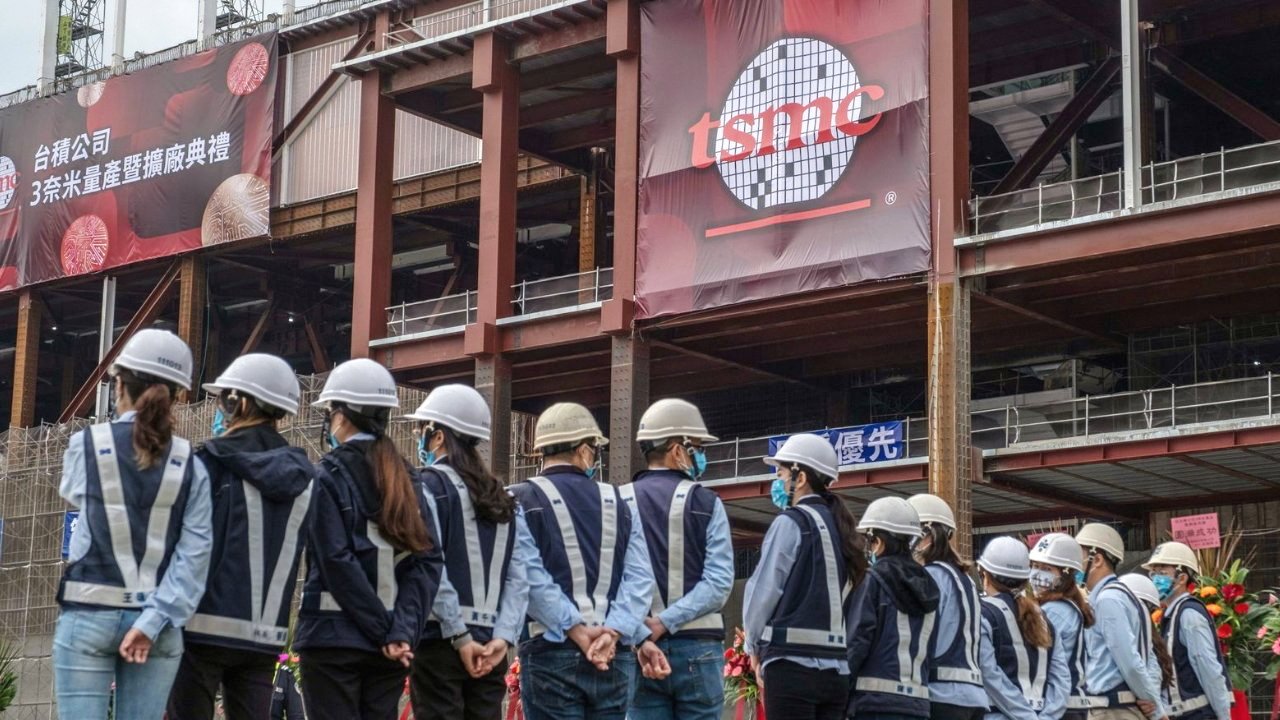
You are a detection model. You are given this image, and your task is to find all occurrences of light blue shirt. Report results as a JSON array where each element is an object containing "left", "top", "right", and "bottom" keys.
[
  {"left": 59, "top": 411, "right": 213, "bottom": 641},
  {"left": 979, "top": 612, "right": 1037, "bottom": 720},
  {"left": 1043, "top": 600, "right": 1087, "bottom": 704},
  {"left": 1085, "top": 576, "right": 1166, "bottom": 716},
  {"left": 424, "top": 492, "right": 531, "bottom": 646},
  {"left": 743, "top": 508, "right": 849, "bottom": 675},
  {"left": 656, "top": 498, "right": 734, "bottom": 635},
  {"left": 925, "top": 563, "right": 990, "bottom": 709},
  {"left": 1040, "top": 617, "right": 1070, "bottom": 720},
  {"left": 1168, "top": 594, "right": 1232, "bottom": 720},
  {"left": 521, "top": 494, "right": 656, "bottom": 645}
]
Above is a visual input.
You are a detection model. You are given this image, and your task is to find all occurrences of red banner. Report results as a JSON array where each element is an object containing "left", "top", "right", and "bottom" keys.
[
  {"left": 0, "top": 33, "right": 277, "bottom": 292},
  {"left": 636, "top": 0, "right": 930, "bottom": 318}
]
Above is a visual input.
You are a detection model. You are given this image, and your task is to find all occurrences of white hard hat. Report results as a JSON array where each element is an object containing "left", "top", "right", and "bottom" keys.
[
  {"left": 908, "top": 493, "right": 956, "bottom": 530},
  {"left": 314, "top": 358, "right": 399, "bottom": 411},
  {"left": 636, "top": 398, "right": 717, "bottom": 443},
  {"left": 1143, "top": 541, "right": 1200, "bottom": 575},
  {"left": 857, "top": 497, "right": 923, "bottom": 539},
  {"left": 1076, "top": 523, "right": 1125, "bottom": 560},
  {"left": 203, "top": 353, "right": 301, "bottom": 415},
  {"left": 1119, "top": 573, "right": 1160, "bottom": 607},
  {"left": 764, "top": 433, "right": 838, "bottom": 480},
  {"left": 1028, "top": 532, "right": 1083, "bottom": 572},
  {"left": 534, "top": 402, "right": 608, "bottom": 451},
  {"left": 405, "top": 384, "right": 491, "bottom": 442},
  {"left": 113, "top": 328, "right": 194, "bottom": 390},
  {"left": 978, "top": 536, "right": 1032, "bottom": 580}
]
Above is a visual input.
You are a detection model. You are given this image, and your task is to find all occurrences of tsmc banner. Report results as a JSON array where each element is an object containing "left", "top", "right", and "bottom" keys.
[
  {"left": 636, "top": 0, "right": 929, "bottom": 318},
  {"left": 0, "top": 33, "right": 276, "bottom": 292}
]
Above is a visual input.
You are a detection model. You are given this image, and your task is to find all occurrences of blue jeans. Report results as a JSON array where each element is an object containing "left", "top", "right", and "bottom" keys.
[
  {"left": 630, "top": 636, "right": 724, "bottom": 720},
  {"left": 53, "top": 608, "right": 184, "bottom": 720},
  {"left": 518, "top": 638, "right": 637, "bottom": 720}
]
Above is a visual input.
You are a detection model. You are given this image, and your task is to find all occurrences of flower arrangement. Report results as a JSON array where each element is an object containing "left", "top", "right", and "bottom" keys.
[
  {"left": 1190, "top": 559, "right": 1266, "bottom": 692},
  {"left": 724, "top": 628, "right": 765, "bottom": 719},
  {"left": 1254, "top": 589, "right": 1280, "bottom": 680},
  {"left": 504, "top": 657, "right": 524, "bottom": 720}
]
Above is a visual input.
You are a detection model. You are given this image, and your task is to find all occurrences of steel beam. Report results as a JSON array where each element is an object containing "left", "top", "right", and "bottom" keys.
[
  {"left": 649, "top": 339, "right": 823, "bottom": 391},
  {"left": 601, "top": 0, "right": 639, "bottom": 335},
  {"left": 980, "top": 475, "right": 1138, "bottom": 521},
  {"left": 241, "top": 295, "right": 277, "bottom": 355},
  {"left": 350, "top": 69, "right": 396, "bottom": 357},
  {"left": 12, "top": 291, "right": 43, "bottom": 428},
  {"left": 1173, "top": 454, "right": 1280, "bottom": 489},
  {"left": 992, "top": 57, "right": 1120, "bottom": 195},
  {"left": 608, "top": 334, "right": 648, "bottom": 485},
  {"left": 475, "top": 355, "right": 513, "bottom": 480},
  {"left": 1150, "top": 47, "right": 1280, "bottom": 142},
  {"left": 972, "top": 291, "right": 1123, "bottom": 349}
]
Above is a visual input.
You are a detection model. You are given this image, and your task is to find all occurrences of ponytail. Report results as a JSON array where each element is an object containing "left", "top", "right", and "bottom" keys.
[
  {"left": 800, "top": 464, "right": 867, "bottom": 588},
  {"left": 1152, "top": 630, "right": 1175, "bottom": 690},
  {"left": 986, "top": 570, "right": 1054, "bottom": 649},
  {"left": 118, "top": 369, "right": 174, "bottom": 470},
  {"left": 438, "top": 427, "right": 514, "bottom": 524},
  {"left": 339, "top": 405, "right": 431, "bottom": 554}
]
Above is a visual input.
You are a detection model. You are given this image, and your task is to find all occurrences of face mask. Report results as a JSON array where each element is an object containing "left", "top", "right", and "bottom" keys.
[
  {"left": 1074, "top": 570, "right": 1087, "bottom": 586},
  {"left": 769, "top": 477, "right": 790, "bottom": 510},
  {"left": 211, "top": 408, "right": 227, "bottom": 437},
  {"left": 1030, "top": 568, "right": 1058, "bottom": 593},
  {"left": 1151, "top": 573, "right": 1175, "bottom": 600},
  {"left": 582, "top": 446, "right": 600, "bottom": 479},
  {"left": 866, "top": 549, "right": 878, "bottom": 566},
  {"left": 688, "top": 447, "right": 708, "bottom": 479},
  {"left": 417, "top": 436, "right": 436, "bottom": 467}
]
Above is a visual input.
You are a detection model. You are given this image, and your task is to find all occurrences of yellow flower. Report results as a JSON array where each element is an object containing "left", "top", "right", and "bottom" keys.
[
  {"left": 1205, "top": 603, "right": 1223, "bottom": 617},
  {"left": 1200, "top": 585, "right": 1218, "bottom": 599},
  {"left": 1152, "top": 608, "right": 1164, "bottom": 625}
]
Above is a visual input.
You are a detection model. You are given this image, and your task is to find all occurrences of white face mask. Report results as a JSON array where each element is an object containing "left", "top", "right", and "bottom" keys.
[{"left": 1029, "top": 568, "right": 1059, "bottom": 593}]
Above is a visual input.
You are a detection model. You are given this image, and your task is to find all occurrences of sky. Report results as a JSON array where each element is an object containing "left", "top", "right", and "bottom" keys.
[{"left": 0, "top": 0, "right": 291, "bottom": 96}]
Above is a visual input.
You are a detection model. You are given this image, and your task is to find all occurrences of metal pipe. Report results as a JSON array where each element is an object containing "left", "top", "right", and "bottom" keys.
[
  {"left": 111, "top": 0, "right": 128, "bottom": 72},
  {"left": 95, "top": 276, "right": 118, "bottom": 419},
  {"left": 38, "top": 0, "right": 59, "bottom": 96},
  {"left": 1121, "top": 0, "right": 1143, "bottom": 208},
  {"left": 197, "top": 0, "right": 218, "bottom": 50}
]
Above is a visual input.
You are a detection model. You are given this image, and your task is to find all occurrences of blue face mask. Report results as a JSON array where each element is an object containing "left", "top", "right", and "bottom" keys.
[
  {"left": 211, "top": 408, "right": 227, "bottom": 437},
  {"left": 417, "top": 436, "right": 436, "bottom": 467},
  {"left": 1151, "top": 573, "right": 1175, "bottom": 600},
  {"left": 866, "top": 548, "right": 878, "bottom": 566},
  {"left": 1074, "top": 570, "right": 1087, "bottom": 586},
  {"left": 327, "top": 433, "right": 339, "bottom": 450},
  {"left": 769, "top": 477, "right": 790, "bottom": 510},
  {"left": 583, "top": 446, "right": 600, "bottom": 479},
  {"left": 687, "top": 446, "right": 708, "bottom": 479}
]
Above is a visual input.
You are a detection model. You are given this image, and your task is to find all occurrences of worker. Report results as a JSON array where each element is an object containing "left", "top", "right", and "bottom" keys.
[
  {"left": 1116, "top": 574, "right": 1176, "bottom": 703},
  {"left": 406, "top": 385, "right": 529, "bottom": 720},
  {"left": 1143, "top": 542, "right": 1232, "bottom": 720},
  {"left": 53, "top": 329, "right": 213, "bottom": 720},
  {"left": 621, "top": 399, "right": 734, "bottom": 720},
  {"left": 511, "top": 402, "right": 655, "bottom": 720},
  {"left": 909, "top": 494, "right": 987, "bottom": 720},
  {"left": 167, "top": 354, "right": 315, "bottom": 720},
  {"left": 977, "top": 536, "right": 1069, "bottom": 720},
  {"left": 743, "top": 434, "right": 865, "bottom": 720},
  {"left": 1029, "top": 533, "right": 1095, "bottom": 720},
  {"left": 294, "top": 358, "right": 444, "bottom": 720},
  {"left": 1077, "top": 523, "right": 1166, "bottom": 720},
  {"left": 846, "top": 496, "right": 941, "bottom": 720}
]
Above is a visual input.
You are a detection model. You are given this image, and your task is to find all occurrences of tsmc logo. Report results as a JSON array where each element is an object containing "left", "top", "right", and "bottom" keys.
[
  {"left": 688, "top": 38, "right": 884, "bottom": 210},
  {"left": 0, "top": 156, "right": 16, "bottom": 210}
]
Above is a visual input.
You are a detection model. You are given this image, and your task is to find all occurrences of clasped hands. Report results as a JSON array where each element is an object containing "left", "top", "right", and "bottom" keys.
[{"left": 457, "top": 638, "right": 511, "bottom": 678}]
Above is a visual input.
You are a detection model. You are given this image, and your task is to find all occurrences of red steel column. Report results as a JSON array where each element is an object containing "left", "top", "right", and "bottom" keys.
[
  {"left": 602, "top": 0, "right": 639, "bottom": 335},
  {"left": 468, "top": 31, "right": 517, "bottom": 476},
  {"left": 12, "top": 290, "right": 43, "bottom": 428},
  {"left": 926, "top": 0, "right": 974, "bottom": 556}
]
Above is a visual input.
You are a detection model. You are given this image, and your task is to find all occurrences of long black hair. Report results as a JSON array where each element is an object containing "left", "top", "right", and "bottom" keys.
[
  {"left": 435, "top": 425, "right": 515, "bottom": 524},
  {"left": 795, "top": 463, "right": 868, "bottom": 588},
  {"left": 334, "top": 403, "right": 430, "bottom": 554}
]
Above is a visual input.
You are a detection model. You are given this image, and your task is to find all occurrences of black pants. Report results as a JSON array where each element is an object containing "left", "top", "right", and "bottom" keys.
[
  {"left": 167, "top": 641, "right": 277, "bottom": 720},
  {"left": 929, "top": 704, "right": 985, "bottom": 720},
  {"left": 410, "top": 638, "right": 508, "bottom": 720},
  {"left": 300, "top": 647, "right": 409, "bottom": 720},
  {"left": 762, "top": 660, "right": 849, "bottom": 720}
]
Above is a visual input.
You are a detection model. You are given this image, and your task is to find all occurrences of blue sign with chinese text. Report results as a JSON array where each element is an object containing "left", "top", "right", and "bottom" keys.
[{"left": 767, "top": 421, "right": 905, "bottom": 467}]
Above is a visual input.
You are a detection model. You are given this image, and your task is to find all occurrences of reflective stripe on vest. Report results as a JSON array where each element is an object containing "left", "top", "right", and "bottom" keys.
[
  {"left": 1164, "top": 594, "right": 1215, "bottom": 717},
  {"left": 619, "top": 480, "right": 725, "bottom": 634},
  {"left": 932, "top": 561, "right": 983, "bottom": 685},
  {"left": 65, "top": 426, "right": 190, "bottom": 606},
  {"left": 436, "top": 465, "right": 510, "bottom": 628},
  {"left": 765, "top": 504, "right": 845, "bottom": 646},
  {"left": 896, "top": 609, "right": 936, "bottom": 688},
  {"left": 529, "top": 476, "right": 617, "bottom": 627},
  {"left": 188, "top": 481, "right": 312, "bottom": 646},
  {"left": 315, "top": 521, "right": 403, "bottom": 613},
  {"left": 983, "top": 595, "right": 1049, "bottom": 711}
]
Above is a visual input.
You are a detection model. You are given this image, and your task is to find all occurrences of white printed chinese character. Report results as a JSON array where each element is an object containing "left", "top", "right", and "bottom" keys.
[
  {"left": 186, "top": 136, "right": 206, "bottom": 167},
  {"left": 42, "top": 175, "right": 62, "bottom": 204},
  {"left": 61, "top": 170, "right": 82, "bottom": 199},
  {"left": 123, "top": 153, "right": 143, "bottom": 184},
  {"left": 164, "top": 143, "right": 185, "bottom": 174},
  {"left": 143, "top": 149, "right": 164, "bottom": 179},
  {"left": 71, "top": 133, "right": 91, "bottom": 162},
  {"left": 91, "top": 128, "right": 111, "bottom": 156},
  {"left": 102, "top": 160, "right": 122, "bottom": 189},
  {"left": 207, "top": 132, "right": 231, "bottom": 163},
  {"left": 29, "top": 180, "right": 41, "bottom": 206},
  {"left": 866, "top": 426, "right": 901, "bottom": 462},
  {"left": 83, "top": 164, "right": 101, "bottom": 194},
  {"left": 51, "top": 138, "right": 72, "bottom": 168},
  {"left": 834, "top": 431, "right": 865, "bottom": 465},
  {"left": 34, "top": 145, "right": 50, "bottom": 173}
]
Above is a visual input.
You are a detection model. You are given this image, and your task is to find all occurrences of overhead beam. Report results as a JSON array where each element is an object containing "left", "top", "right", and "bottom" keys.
[
  {"left": 992, "top": 57, "right": 1120, "bottom": 195},
  {"left": 1149, "top": 47, "right": 1280, "bottom": 142},
  {"left": 1024, "top": 0, "right": 1115, "bottom": 47},
  {"left": 1173, "top": 454, "right": 1280, "bottom": 488},
  {"left": 972, "top": 291, "right": 1124, "bottom": 348},
  {"left": 241, "top": 295, "right": 277, "bottom": 355},
  {"left": 648, "top": 338, "right": 825, "bottom": 391},
  {"left": 435, "top": 54, "right": 616, "bottom": 116}
]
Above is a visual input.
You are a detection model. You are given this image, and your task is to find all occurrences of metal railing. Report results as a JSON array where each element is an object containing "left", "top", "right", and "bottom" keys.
[
  {"left": 386, "top": 290, "right": 477, "bottom": 337},
  {"left": 386, "top": 0, "right": 576, "bottom": 46},
  {"left": 968, "top": 138, "right": 1280, "bottom": 235},
  {"left": 512, "top": 267, "right": 613, "bottom": 316}
]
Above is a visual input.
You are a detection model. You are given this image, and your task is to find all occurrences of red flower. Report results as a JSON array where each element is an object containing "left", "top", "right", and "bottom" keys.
[
  {"left": 1233, "top": 602, "right": 1250, "bottom": 615},
  {"left": 724, "top": 648, "right": 735, "bottom": 660},
  {"left": 1217, "top": 623, "right": 1233, "bottom": 639},
  {"left": 1222, "top": 584, "right": 1246, "bottom": 602}
]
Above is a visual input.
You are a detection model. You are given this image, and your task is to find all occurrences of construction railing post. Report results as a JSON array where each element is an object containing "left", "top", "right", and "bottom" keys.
[
  {"left": 12, "top": 291, "right": 44, "bottom": 428},
  {"left": 96, "top": 276, "right": 117, "bottom": 419}
]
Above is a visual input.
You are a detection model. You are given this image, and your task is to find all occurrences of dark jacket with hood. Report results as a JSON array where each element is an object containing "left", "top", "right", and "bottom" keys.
[
  {"left": 185, "top": 425, "right": 315, "bottom": 654},
  {"left": 294, "top": 439, "right": 443, "bottom": 654},
  {"left": 846, "top": 553, "right": 942, "bottom": 718}
]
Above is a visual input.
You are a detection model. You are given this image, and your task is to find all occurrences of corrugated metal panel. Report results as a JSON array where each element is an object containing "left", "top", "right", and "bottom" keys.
[{"left": 282, "top": 35, "right": 483, "bottom": 206}]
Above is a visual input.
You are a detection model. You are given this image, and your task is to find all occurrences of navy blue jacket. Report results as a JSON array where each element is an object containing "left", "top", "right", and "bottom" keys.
[
  {"left": 294, "top": 439, "right": 444, "bottom": 653},
  {"left": 185, "top": 425, "right": 314, "bottom": 654},
  {"left": 758, "top": 497, "right": 849, "bottom": 662}
]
